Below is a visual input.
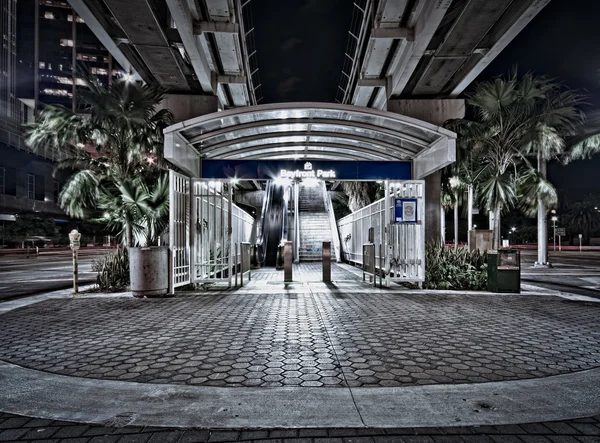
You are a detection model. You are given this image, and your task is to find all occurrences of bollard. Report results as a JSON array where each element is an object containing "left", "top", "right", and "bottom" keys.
[
  {"left": 322, "top": 241, "right": 331, "bottom": 283},
  {"left": 68, "top": 229, "right": 81, "bottom": 296},
  {"left": 284, "top": 241, "right": 293, "bottom": 283}
]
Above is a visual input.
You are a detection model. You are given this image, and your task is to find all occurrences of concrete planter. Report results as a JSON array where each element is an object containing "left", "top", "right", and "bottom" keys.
[{"left": 129, "top": 246, "right": 168, "bottom": 298}]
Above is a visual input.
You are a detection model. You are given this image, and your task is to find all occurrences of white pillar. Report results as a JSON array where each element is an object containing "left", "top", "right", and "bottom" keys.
[
  {"left": 440, "top": 205, "right": 446, "bottom": 244},
  {"left": 535, "top": 153, "right": 550, "bottom": 266},
  {"left": 467, "top": 185, "right": 473, "bottom": 231},
  {"left": 454, "top": 194, "right": 459, "bottom": 249}
]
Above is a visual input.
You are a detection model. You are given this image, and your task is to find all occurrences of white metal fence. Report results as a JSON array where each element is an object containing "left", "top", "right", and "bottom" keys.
[
  {"left": 337, "top": 180, "right": 425, "bottom": 285},
  {"left": 191, "top": 179, "right": 254, "bottom": 286},
  {"left": 169, "top": 170, "right": 191, "bottom": 290},
  {"left": 169, "top": 173, "right": 256, "bottom": 290}
]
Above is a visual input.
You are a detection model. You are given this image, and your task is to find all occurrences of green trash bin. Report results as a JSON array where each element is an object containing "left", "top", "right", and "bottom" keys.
[{"left": 487, "top": 249, "right": 521, "bottom": 293}]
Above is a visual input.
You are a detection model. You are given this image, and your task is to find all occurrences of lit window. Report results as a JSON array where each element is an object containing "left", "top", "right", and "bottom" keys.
[
  {"left": 0, "top": 167, "right": 5, "bottom": 194},
  {"left": 55, "top": 76, "right": 72, "bottom": 85},
  {"left": 28, "top": 174, "right": 35, "bottom": 200},
  {"left": 60, "top": 39, "right": 73, "bottom": 47},
  {"left": 44, "top": 11, "right": 54, "bottom": 19},
  {"left": 67, "top": 14, "right": 85, "bottom": 23},
  {"left": 77, "top": 54, "right": 97, "bottom": 62},
  {"left": 42, "top": 88, "right": 71, "bottom": 96},
  {"left": 90, "top": 67, "right": 107, "bottom": 76},
  {"left": 39, "top": 61, "right": 45, "bottom": 69}
]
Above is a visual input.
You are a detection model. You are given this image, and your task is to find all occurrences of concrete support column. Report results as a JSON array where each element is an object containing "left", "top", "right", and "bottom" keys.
[
  {"left": 424, "top": 170, "right": 442, "bottom": 243},
  {"left": 159, "top": 94, "right": 219, "bottom": 125},
  {"left": 162, "top": 94, "right": 219, "bottom": 177},
  {"left": 387, "top": 99, "right": 465, "bottom": 243}
]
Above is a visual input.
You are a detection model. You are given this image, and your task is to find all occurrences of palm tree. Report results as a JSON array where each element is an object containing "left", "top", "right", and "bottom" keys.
[
  {"left": 449, "top": 71, "right": 585, "bottom": 250},
  {"left": 26, "top": 74, "right": 173, "bottom": 247},
  {"left": 342, "top": 182, "right": 377, "bottom": 212},
  {"left": 562, "top": 196, "right": 600, "bottom": 245}
]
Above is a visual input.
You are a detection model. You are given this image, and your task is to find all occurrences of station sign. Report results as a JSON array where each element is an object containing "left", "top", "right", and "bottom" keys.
[
  {"left": 556, "top": 228, "right": 566, "bottom": 236},
  {"left": 201, "top": 159, "right": 412, "bottom": 181},
  {"left": 394, "top": 198, "right": 418, "bottom": 223}
]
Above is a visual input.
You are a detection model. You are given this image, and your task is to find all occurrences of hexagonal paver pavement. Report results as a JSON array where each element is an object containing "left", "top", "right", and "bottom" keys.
[{"left": 0, "top": 291, "right": 599, "bottom": 387}]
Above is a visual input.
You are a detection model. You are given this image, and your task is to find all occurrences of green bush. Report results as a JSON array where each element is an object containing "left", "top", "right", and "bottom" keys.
[
  {"left": 424, "top": 242, "right": 487, "bottom": 290},
  {"left": 92, "top": 248, "right": 130, "bottom": 291}
]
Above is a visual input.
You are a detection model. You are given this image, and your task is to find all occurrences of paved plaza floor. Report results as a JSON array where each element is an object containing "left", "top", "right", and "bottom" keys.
[{"left": 0, "top": 263, "right": 599, "bottom": 440}]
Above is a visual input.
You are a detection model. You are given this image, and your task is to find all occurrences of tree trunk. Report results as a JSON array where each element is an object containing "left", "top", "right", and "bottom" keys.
[
  {"left": 492, "top": 205, "right": 502, "bottom": 249},
  {"left": 454, "top": 192, "right": 459, "bottom": 249},
  {"left": 126, "top": 223, "right": 133, "bottom": 248},
  {"left": 536, "top": 153, "right": 549, "bottom": 265}
]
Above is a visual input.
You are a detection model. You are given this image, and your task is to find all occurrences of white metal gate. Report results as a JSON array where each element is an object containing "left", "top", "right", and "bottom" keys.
[
  {"left": 337, "top": 180, "right": 425, "bottom": 286},
  {"left": 169, "top": 170, "right": 191, "bottom": 290},
  {"left": 191, "top": 179, "right": 254, "bottom": 286}
]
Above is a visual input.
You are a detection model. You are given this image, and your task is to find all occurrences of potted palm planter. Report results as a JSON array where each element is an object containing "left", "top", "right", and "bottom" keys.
[
  {"left": 129, "top": 245, "right": 168, "bottom": 297},
  {"left": 124, "top": 173, "right": 170, "bottom": 298}
]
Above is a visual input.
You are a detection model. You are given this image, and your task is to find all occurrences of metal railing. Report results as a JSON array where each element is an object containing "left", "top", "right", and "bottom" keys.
[{"left": 321, "top": 180, "right": 341, "bottom": 262}]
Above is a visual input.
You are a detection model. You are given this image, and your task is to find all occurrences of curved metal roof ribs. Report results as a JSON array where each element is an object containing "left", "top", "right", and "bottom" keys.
[{"left": 164, "top": 102, "right": 457, "bottom": 178}]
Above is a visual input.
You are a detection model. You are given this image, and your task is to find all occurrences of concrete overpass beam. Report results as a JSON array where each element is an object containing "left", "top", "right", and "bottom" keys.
[
  {"left": 387, "top": 98, "right": 464, "bottom": 242},
  {"left": 371, "top": 27, "right": 415, "bottom": 41},
  {"left": 166, "top": 0, "right": 216, "bottom": 94},
  {"left": 159, "top": 94, "right": 219, "bottom": 125},
  {"left": 67, "top": 0, "right": 133, "bottom": 77},
  {"left": 193, "top": 21, "right": 240, "bottom": 35}
]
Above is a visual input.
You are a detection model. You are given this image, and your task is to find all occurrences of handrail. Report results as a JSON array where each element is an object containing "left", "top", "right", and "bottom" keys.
[
  {"left": 321, "top": 181, "right": 342, "bottom": 262},
  {"left": 294, "top": 181, "right": 300, "bottom": 262},
  {"left": 256, "top": 180, "right": 273, "bottom": 265}
]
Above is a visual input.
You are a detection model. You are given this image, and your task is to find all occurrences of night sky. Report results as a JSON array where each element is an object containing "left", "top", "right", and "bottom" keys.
[{"left": 252, "top": 0, "right": 600, "bottom": 196}]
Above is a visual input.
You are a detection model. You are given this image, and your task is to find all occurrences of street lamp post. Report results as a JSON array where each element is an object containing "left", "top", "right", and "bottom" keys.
[{"left": 551, "top": 216, "right": 558, "bottom": 252}]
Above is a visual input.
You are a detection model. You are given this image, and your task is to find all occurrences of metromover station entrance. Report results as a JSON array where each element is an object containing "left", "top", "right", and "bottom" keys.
[{"left": 163, "top": 103, "right": 456, "bottom": 292}]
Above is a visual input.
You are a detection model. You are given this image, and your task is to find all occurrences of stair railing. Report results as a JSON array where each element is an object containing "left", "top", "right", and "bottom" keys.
[
  {"left": 321, "top": 181, "right": 342, "bottom": 262},
  {"left": 294, "top": 181, "right": 300, "bottom": 262}
]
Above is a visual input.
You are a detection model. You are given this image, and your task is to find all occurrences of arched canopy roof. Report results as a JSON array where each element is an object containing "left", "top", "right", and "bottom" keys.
[{"left": 164, "top": 102, "right": 456, "bottom": 178}]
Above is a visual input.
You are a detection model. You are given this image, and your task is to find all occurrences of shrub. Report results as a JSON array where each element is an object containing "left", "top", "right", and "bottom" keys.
[
  {"left": 92, "top": 248, "right": 130, "bottom": 290},
  {"left": 424, "top": 242, "right": 487, "bottom": 290}
]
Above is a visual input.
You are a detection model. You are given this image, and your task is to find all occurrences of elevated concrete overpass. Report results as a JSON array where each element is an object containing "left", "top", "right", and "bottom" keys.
[
  {"left": 68, "top": 0, "right": 551, "bottom": 240},
  {"left": 338, "top": 0, "right": 551, "bottom": 109},
  {"left": 68, "top": 0, "right": 262, "bottom": 110}
]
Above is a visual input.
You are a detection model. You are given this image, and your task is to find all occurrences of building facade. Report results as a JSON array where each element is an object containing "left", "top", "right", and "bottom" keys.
[
  {"left": 17, "top": 0, "right": 122, "bottom": 111},
  {"left": 0, "top": 0, "right": 119, "bottom": 231}
]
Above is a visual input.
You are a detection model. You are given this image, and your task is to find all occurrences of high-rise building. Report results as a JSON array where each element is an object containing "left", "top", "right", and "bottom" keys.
[
  {"left": 17, "top": 0, "right": 122, "bottom": 111},
  {"left": 1, "top": 0, "right": 18, "bottom": 121}
]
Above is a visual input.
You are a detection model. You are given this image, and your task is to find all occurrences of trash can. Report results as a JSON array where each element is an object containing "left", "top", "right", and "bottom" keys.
[{"left": 487, "top": 249, "right": 521, "bottom": 293}]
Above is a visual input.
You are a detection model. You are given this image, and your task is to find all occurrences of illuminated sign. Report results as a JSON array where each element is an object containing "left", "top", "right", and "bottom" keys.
[
  {"left": 201, "top": 160, "right": 412, "bottom": 180},
  {"left": 280, "top": 162, "right": 336, "bottom": 179}
]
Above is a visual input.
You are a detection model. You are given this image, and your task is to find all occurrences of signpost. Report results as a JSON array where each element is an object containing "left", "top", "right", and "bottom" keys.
[
  {"left": 68, "top": 229, "right": 81, "bottom": 295},
  {"left": 555, "top": 228, "right": 565, "bottom": 252},
  {"left": 579, "top": 233, "right": 583, "bottom": 252}
]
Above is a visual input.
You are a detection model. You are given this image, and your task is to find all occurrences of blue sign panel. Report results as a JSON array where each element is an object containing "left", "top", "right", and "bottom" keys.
[
  {"left": 201, "top": 160, "right": 412, "bottom": 180},
  {"left": 394, "top": 198, "right": 418, "bottom": 223}
]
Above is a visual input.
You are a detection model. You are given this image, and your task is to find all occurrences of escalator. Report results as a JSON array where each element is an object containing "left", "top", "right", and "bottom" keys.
[{"left": 256, "top": 181, "right": 289, "bottom": 267}]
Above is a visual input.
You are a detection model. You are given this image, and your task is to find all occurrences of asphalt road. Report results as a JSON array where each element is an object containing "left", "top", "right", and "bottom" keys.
[
  {"left": 0, "top": 249, "right": 105, "bottom": 300},
  {"left": 520, "top": 249, "right": 600, "bottom": 298},
  {"left": 0, "top": 247, "right": 599, "bottom": 301}
]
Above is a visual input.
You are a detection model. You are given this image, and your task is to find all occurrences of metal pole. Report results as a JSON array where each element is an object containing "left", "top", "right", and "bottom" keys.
[
  {"left": 72, "top": 11, "right": 77, "bottom": 112},
  {"left": 580, "top": 236, "right": 582, "bottom": 253},
  {"left": 73, "top": 249, "right": 78, "bottom": 295},
  {"left": 559, "top": 235, "right": 561, "bottom": 252},
  {"left": 553, "top": 220, "right": 556, "bottom": 252}
]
